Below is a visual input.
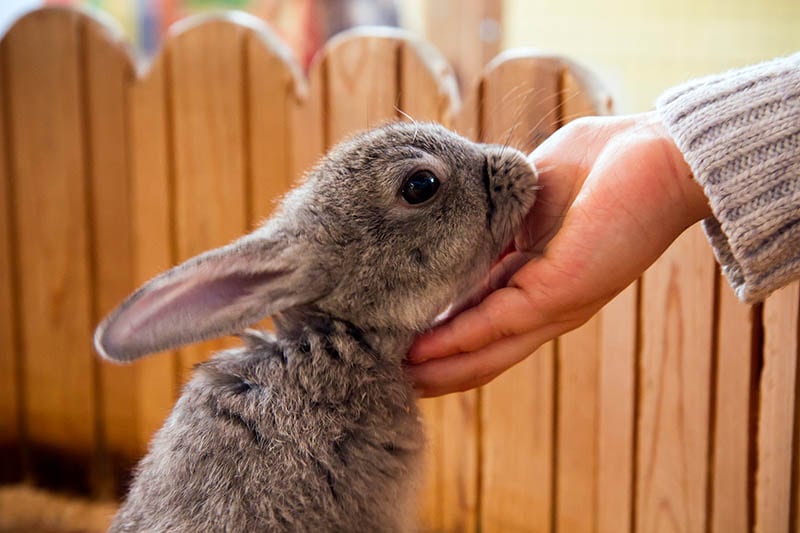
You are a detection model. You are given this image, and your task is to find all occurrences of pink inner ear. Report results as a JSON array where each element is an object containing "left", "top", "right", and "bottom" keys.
[
  {"left": 125, "top": 270, "right": 284, "bottom": 335},
  {"left": 98, "top": 269, "right": 287, "bottom": 361}
]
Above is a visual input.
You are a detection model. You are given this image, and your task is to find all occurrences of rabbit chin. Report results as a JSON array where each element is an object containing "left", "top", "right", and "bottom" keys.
[{"left": 432, "top": 241, "right": 536, "bottom": 327}]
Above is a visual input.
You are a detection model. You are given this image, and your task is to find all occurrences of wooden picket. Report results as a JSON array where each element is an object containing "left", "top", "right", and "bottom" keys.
[
  {"left": 756, "top": 282, "right": 799, "bottom": 533},
  {"left": 0, "top": 7, "right": 797, "bottom": 533},
  {"left": 596, "top": 285, "right": 639, "bottom": 533},
  {"left": 82, "top": 13, "right": 137, "bottom": 496},
  {"left": 245, "top": 22, "right": 302, "bottom": 221},
  {"left": 127, "top": 36, "right": 178, "bottom": 458},
  {"left": 3, "top": 9, "right": 97, "bottom": 492},
  {"left": 712, "top": 282, "right": 757, "bottom": 532},
  {"left": 637, "top": 226, "right": 717, "bottom": 533},
  {"left": 0, "top": 28, "right": 21, "bottom": 484}
]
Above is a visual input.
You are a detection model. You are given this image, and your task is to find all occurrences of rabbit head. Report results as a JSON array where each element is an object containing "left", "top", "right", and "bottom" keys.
[{"left": 95, "top": 122, "right": 537, "bottom": 362}]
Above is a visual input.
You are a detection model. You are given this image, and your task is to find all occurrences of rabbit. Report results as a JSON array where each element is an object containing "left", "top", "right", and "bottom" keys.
[{"left": 94, "top": 121, "right": 538, "bottom": 532}]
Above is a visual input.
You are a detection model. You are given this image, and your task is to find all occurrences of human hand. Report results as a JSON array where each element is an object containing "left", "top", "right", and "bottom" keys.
[{"left": 406, "top": 111, "right": 712, "bottom": 397}]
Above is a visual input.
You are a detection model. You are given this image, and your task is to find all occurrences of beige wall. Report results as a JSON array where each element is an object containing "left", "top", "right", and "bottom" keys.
[{"left": 504, "top": 0, "right": 800, "bottom": 112}]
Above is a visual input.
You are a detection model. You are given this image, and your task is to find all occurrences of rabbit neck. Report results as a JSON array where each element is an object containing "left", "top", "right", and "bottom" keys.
[
  {"left": 220, "top": 311, "right": 419, "bottom": 414},
  {"left": 273, "top": 307, "right": 417, "bottom": 367}
]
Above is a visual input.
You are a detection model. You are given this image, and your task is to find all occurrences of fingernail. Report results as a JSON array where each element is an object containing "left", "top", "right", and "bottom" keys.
[
  {"left": 406, "top": 349, "right": 427, "bottom": 364},
  {"left": 407, "top": 337, "right": 427, "bottom": 363}
]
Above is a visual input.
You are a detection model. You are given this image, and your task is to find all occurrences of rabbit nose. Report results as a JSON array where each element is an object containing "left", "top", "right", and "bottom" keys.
[{"left": 484, "top": 147, "right": 537, "bottom": 191}]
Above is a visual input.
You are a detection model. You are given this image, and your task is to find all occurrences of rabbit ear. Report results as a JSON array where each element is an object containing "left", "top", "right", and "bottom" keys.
[{"left": 94, "top": 235, "right": 326, "bottom": 362}]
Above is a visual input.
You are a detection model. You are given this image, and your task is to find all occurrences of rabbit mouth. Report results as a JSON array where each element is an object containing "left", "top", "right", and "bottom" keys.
[
  {"left": 438, "top": 233, "right": 536, "bottom": 323},
  {"left": 472, "top": 242, "right": 535, "bottom": 304},
  {"left": 494, "top": 240, "right": 517, "bottom": 267},
  {"left": 459, "top": 197, "right": 540, "bottom": 312},
  {"left": 433, "top": 197, "right": 539, "bottom": 326}
]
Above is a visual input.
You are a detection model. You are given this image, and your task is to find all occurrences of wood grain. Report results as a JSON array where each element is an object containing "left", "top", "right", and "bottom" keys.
[
  {"left": 481, "top": 54, "right": 562, "bottom": 154},
  {"left": 556, "top": 315, "right": 600, "bottom": 533},
  {"left": 453, "top": 75, "right": 480, "bottom": 141},
  {"left": 480, "top": 56, "right": 562, "bottom": 533},
  {"left": 128, "top": 51, "right": 178, "bottom": 454},
  {"left": 245, "top": 28, "right": 300, "bottom": 222},
  {"left": 711, "top": 280, "right": 755, "bottom": 533},
  {"left": 82, "top": 17, "right": 138, "bottom": 487},
  {"left": 416, "top": 395, "right": 444, "bottom": 530},
  {"left": 422, "top": 0, "right": 502, "bottom": 91},
  {"left": 4, "top": 9, "right": 96, "bottom": 475},
  {"left": 637, "top": 225, "right": 716, "bottom": 533},
  {"left": 755, "top": 281, "right": 799, "bottom": 533},
  {"left": 560, "top": 64, "right": 613, "bottom": 120},
  {"left": 0, "top": 32, "right": 22, "bottom": 483},
  {"left": 167, "top": 19, "right": 249, "bottom": 381},
  {"left": 325, "top": 35, "right": 399, "bottom": 147},
  {"left": 289, "top": 56, "right": 324, "bottom": 181},
  {"left": 596, "top": 284, "right": 638, "bottom": 533},
  {"left": 481, "top": 345, "right": 555, "bottom": 532},
  {"left": 439, "top": 394, "right": 480, "bottom": 533}
]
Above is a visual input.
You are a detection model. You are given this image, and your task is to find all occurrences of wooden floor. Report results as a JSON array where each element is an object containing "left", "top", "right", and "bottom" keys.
[{"left": 0, "top": 485, "right": 117, "bottom": 533}]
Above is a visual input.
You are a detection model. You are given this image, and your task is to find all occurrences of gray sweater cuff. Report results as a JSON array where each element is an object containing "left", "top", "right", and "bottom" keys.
[{"left": 656, "top": 53, "right": 800, "bottom": 303}]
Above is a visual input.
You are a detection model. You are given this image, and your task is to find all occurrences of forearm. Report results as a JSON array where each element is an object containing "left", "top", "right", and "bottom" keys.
[{"left": 656, "top": 53, "right": 800, "bottom": 302}]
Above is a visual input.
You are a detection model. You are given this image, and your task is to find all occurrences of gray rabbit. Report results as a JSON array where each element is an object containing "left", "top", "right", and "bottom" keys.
[{"left": 95, "top": 122, "right": 538, "bottom": 532}]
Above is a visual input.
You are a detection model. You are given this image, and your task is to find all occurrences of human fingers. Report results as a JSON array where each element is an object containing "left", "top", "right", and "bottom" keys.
[
  {"left": 406, "top": 330, "right": 540, "bottom": 397},
  {"left": 408, "top": 322, "right": 569, "bottom": 397},
  {"left": 407, "top": 284, "right": 544, "bottom": 363}
]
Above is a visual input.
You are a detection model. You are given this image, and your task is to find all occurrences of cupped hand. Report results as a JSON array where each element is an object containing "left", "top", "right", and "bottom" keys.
[{"left": 406, "top": 111, "right": 712, "bottom": 397}]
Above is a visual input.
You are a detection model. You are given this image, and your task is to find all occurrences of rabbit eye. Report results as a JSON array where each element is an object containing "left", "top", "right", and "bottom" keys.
[{"left": 401, "top": 170, "right": 440, "bottom": 205}]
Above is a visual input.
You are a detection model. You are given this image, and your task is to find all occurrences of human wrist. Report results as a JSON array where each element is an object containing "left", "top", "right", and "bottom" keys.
[
  {"left": 639, "top": 111, "right": 712, "bottom": 229},
  {"left": 654, "top": 53, "right": 800, "bottom": 302}
]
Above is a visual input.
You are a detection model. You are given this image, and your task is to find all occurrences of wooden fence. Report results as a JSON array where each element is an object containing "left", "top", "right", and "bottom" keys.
[{"left": 0, "top": 7, "right": 798, "bottom": 533}]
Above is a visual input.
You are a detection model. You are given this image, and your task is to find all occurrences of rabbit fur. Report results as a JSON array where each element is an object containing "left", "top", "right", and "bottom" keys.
[{"left": 95, "top": 122, "right": 538, "bottom": 532}]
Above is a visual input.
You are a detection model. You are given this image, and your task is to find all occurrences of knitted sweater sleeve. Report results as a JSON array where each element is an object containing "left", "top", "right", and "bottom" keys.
[{"left": 655, "top": 53, "right": 800, "bottom": 303}]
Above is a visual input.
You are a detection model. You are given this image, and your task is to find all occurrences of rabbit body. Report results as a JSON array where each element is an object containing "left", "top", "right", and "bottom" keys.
[
  {"left": 111, "top": 318, "right": 421, "bottom": 532},
  {"left": 96, "top": 123, "right": 538, "bottom": 532}
]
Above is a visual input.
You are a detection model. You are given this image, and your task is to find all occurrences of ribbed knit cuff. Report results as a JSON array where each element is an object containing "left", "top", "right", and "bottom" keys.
[{"left": 656, "top": 53, "right": 800, "bottom": 303}]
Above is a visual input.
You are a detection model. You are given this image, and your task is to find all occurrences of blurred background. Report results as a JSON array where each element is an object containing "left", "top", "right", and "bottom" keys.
[{"left": 1, "top": 0, "right": 797, "bottom": 112}]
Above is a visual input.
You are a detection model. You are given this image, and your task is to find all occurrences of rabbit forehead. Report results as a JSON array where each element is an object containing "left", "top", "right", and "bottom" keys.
[
  {"left": 304, "top": 139, "right": 488, "bottom": 238},
  {"left": 308, "top": 124, "right": 486, "bottom": 209},
  {"left": 325, "top": 122, "right": 481, "bottom": 177}
]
